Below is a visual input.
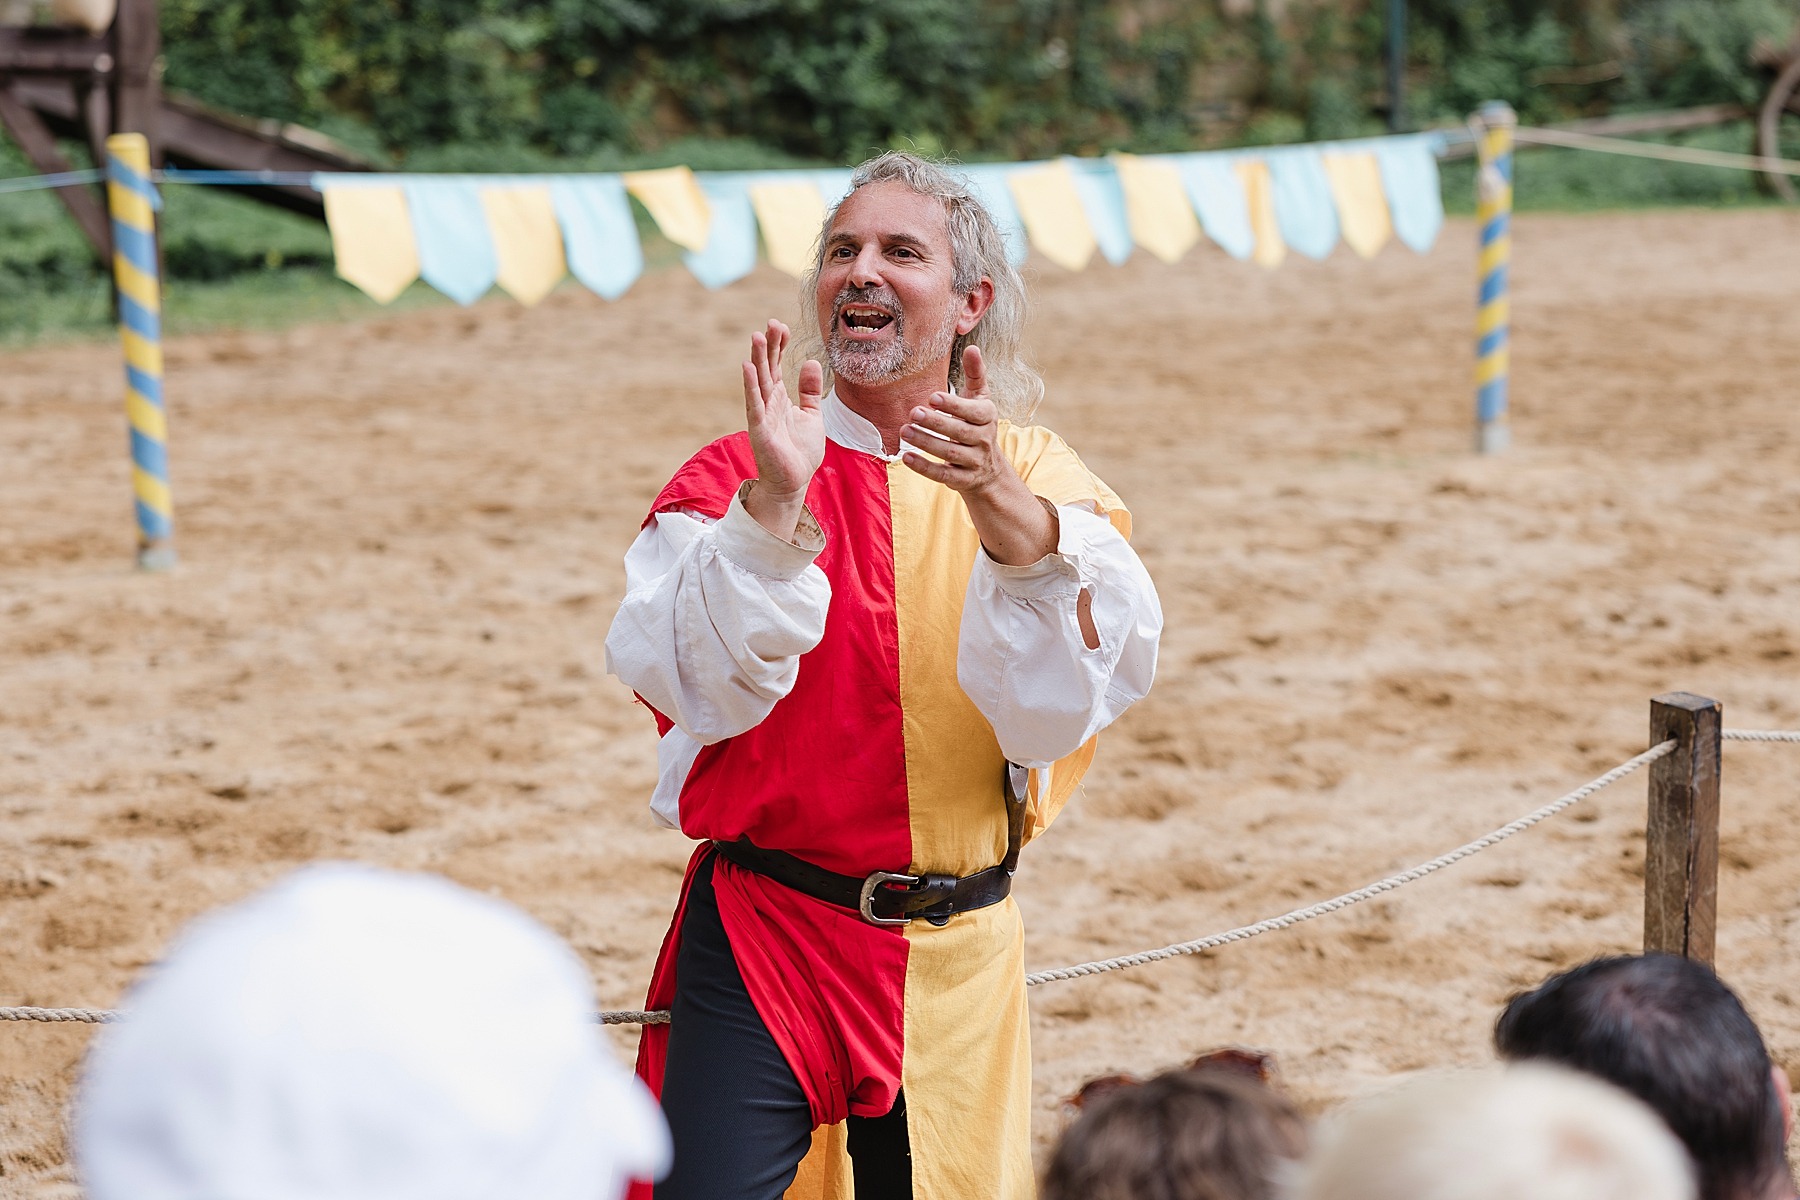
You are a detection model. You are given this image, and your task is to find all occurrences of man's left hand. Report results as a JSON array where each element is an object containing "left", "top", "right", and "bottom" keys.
[
  {"left": 900, "top": 344, "right": 1009, "bottom": 494},
  {"left": 901, "top": 345, "right": 1058, "bottom": 566}
]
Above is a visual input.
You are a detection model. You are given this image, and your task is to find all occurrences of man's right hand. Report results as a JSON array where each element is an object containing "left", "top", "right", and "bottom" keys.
[{"left": 742, "top": 319, "right": 825, "bottom": 543}]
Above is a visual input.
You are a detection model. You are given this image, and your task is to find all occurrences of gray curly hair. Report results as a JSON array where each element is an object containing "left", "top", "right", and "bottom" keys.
[{"left": 800, "top": 152, "right": 1044, "bottom": 423}]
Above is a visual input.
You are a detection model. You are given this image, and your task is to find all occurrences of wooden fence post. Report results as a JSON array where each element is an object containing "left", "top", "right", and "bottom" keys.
[
  {"left": 1643, "top": 692, "right": 1722, "bottom": 964},
  {"left": 111, "top": 0, "right": 160, "bottom": 161}
]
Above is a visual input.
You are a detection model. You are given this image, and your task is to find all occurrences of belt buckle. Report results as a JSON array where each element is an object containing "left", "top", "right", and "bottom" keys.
[{"left": 859, "top": 870, "right": 920, "bottom": 926}]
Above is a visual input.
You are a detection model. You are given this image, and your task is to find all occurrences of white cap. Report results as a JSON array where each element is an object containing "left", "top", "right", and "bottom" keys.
[
  {"left": 76, "top": 862, "right": 670, "bottom": 1200},
  {"left": 1296, "top": 1062, "right": 1695, "bottom": 1200}
]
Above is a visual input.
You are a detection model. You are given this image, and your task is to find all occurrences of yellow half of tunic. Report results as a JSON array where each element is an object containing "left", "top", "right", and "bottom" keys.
[{"left": 789, "top": 423, "right": 1130, "bottom": 1200}]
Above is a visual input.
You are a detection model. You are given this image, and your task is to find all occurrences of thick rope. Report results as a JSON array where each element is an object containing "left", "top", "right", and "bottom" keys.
[
  {"left": 1022, "top": 738, "right": 1676, "bottom": 985},
  {"left": 14, "top": 729, "right": 1800, "bottom": 1025},
  {"left": 0, "top": 1007, "right": 117, "bottom": 1023},
  {"left": 0, "top": 168, "right": 107, "bottom": 195},
  {"left": 0, "top": 1005, "right": 668, "bottom": 1026},
  {"left": 0, "top": 1005, "right": 667, "bottom": 1027},
  {"left": 1514, "top": 126, "right": 1800, "bottom": 177},
  {"left": 600, "top": 1009, "right": 670, "bottom": 1026}
]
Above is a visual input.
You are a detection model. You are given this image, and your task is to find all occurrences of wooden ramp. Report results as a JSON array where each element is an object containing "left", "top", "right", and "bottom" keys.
[{"left": 0, "top": 6, "right": 371, "bottom": 260}]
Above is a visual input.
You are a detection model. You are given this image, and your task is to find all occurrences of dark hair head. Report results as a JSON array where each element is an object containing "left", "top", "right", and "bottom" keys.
[
  {"left": 1042, "top": 1067, "right": 1308, "bottom": 1200},
  {"left": 1494, "top": 954, "right": 1788, "bottom": 1200}
]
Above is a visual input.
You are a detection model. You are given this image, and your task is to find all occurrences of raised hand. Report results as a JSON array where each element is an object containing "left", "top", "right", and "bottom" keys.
[
  {"left": 742, "top": 319, "right": 826, "bottom": 541},
  {"left": 901, "top": 345, "right": 1058, "bottom": 566},
  {"left": 899, "top": 344, "right": 1007, "bottom": 494}
]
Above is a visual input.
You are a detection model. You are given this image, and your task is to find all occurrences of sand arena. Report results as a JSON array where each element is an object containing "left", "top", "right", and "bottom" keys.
[{"left": 3, "top": 208, "right": 1799, "bottom": 1195}]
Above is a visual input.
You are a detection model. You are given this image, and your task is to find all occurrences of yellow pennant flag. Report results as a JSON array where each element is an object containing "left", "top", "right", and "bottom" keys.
[
  {"left": 1235, "top": 159, "right": 1286, "bottom": 269},
  {"left": 480, "top": 186, "right": 566, "bottom": 306},
  {"left": 1111, "top": 153, "right": 1201, "bottom": 265},
  {"left": 1008, "top": 160, "right": 1097, "bottom": 272},
  {"left": 322, "top": 185, "right": 420, "bottom": 304},
  {"left": 1322, "top": 152, "right": 1394, "bottom": 260},
  {"left": 622, "top": 166, "right": 712, "bottom": 253},
  {"left": 748, "top": 179, "right": 827, "bottom": 278}
]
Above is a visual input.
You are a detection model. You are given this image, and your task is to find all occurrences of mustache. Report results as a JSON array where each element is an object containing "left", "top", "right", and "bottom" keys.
[{"left": 831, "top": 284, "right": 902, "bottom": 321}]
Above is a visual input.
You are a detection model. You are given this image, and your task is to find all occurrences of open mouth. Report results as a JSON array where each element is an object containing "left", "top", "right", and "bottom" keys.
[{"left": 837, "top": 304, "right": 895, "bottom": 336}]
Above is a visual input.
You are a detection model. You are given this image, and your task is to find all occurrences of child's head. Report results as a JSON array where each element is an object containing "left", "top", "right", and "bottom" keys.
[{"left": 1044, "top": 1065, "right": 1308, "bottom": 1200}]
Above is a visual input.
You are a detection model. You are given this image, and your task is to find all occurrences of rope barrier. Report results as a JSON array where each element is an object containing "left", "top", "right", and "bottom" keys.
[
  {"left": 6, "top": 730, "right": 1797, "bottom": 1026},
  {"left": 1024, "top": 737, "right": 1676, "bottom": 984},
  {"left": 1513, "top": 126, "right": 1800, "bottom": 177},
  {"left": 0, "top": 167, "right": 323, "bottom": 193},
  {"left": 3, "top": 125, "right": 1792, "bottom": 203},
  {"left": 600, "top": 1010, "right": 670, "bottom": 1026},
  {"left": 0, "top": 1005, "right": 669, "bottom": 1026},
  {"left": 0, "top": 168, "right": 105, "bottom": 195},
  {"left": 157, "top": 168, "right": 321, "bottom": 188},
  {"left": 0, "top": 1007, "right": 117, "bottom": 1023}
]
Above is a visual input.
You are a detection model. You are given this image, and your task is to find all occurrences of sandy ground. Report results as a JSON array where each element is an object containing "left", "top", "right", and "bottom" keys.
[{"left": 3, "top": 208, "right": 1800, "bottom": 1195}]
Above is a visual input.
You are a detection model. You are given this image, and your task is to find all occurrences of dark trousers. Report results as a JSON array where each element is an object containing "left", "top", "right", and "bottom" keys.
[{"left": 655, "top": 854, "right": 913, "bottom": 1200}]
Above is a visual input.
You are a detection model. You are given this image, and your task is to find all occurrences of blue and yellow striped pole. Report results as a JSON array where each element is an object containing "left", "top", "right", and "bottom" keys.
[
  {"left": 106, "top": 133, "right": 176, "bottom": 569},
  {"left": 1474, "top": 101, "right": 1515, "bottom": 455}
]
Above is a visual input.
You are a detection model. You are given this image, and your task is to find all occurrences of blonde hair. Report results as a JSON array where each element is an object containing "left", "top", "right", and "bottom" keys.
[
  {"left": 1296, "top": 1064, "right": 1696, "bottom": 1200},
  {"left": 800, "top": 151, "right": 1044, "bottom": 423}
]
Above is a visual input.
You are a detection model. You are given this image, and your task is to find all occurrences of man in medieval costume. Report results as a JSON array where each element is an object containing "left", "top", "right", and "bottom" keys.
[{"left": 606, "top": 151, "right": 1163, "bottom": 1200}]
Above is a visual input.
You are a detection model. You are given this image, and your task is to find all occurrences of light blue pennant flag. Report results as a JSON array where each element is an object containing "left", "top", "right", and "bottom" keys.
[
  {"left": 1373, "top": 132, "right": 1448, "bottom": 253},
  {"left": 1170, "top": 153, "right": 1254, "bottom": 261},
  {"left": 956, "top": 163, "right": 1032, "bottom": 267},
  {"left": 813, "top": 169, "right": 857, "bottom": 208},
  {"left": 683, "top": 174, "right": 759, "bottom": 290},
  {"left": 1063, "top": 156, "right": 1133, "bottom": 266},
  {"left": 402, "top": 179, "right": 497, "bottom": 306},
  {"left": 1266, "top": 147, "right": 1339, "bottom": 260},
  {"left": 549, "top": 175, "right": 642, "bottom": 301}
]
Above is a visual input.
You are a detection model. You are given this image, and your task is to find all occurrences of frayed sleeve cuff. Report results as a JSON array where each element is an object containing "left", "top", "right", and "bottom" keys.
[{"left": 712, "top": 481, "right": 825, "bottom": 581}]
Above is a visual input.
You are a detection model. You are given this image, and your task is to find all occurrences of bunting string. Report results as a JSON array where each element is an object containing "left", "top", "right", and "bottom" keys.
[
  {"left": 17, "top": 125, "right": 1793, "bottom": 306},
  {"left": 302, "top": 132, "right": 1451, "bottom": 305},
  {"left": 1, "top": 132, "right": 1453, "bottom": 306}
]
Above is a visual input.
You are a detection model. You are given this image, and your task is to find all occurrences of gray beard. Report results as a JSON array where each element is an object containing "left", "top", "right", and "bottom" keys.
[{"left": 826, "top": 287, "right": 958, "bottom": 386}]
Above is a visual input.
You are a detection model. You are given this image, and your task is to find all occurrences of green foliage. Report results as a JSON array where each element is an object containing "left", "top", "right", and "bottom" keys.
[
  {"left": 145, "top": 0, "right": 1800, "bottom": 167},
  {"left": 154, "top": 0, "right": 1251, "bottom": 162},
  {"left": 1408, "top": 2, "right": 1574, "bottom": 125},
  {"left": 6, "top": 0, "right": 1800, "bottom": 345},
  {"left": 1620, "top": 0, "right": 1800, "bottom": 108}
]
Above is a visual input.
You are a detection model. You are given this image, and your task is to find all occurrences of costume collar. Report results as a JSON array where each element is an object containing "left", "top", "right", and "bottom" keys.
[{"left": 823, "top": 389, "right": 935, "bottom": 464}]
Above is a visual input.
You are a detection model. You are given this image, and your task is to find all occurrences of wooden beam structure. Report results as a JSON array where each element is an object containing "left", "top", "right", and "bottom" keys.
[
  {"left": 109, "top": 0, "right": 156, "bottom": 156},
  {"left": 0, "top": 0, "right": 372, "bottom": 264},
  {"left": 0, "top": 27, "right": 113, "bottom": 74},
  {"left": 0, "top": 17, "right": 122, "bottom": 260},
  {"left": 0, "top": 80, "right": 110, "bottom": 256}
]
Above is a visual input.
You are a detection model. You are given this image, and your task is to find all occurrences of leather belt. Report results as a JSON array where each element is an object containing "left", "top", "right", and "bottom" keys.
[{"left": 710, "top": 765, "right": 1029, "bottom": 928}]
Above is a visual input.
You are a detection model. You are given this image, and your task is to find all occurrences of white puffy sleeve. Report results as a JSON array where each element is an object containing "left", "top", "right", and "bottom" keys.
[
  {"left": 604, "top": 482, "right": 831, "bottom": 744},
  {"left": 956, "top": 503, "right": 1162, "bottom": 767}
]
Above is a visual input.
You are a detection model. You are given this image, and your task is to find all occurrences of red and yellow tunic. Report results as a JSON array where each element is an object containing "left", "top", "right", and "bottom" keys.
[{"left": 627, "top": 419, "right": 1132, "bottom": 1199}]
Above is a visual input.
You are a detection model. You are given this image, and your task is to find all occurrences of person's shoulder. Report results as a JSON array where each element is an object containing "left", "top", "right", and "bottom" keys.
[
  {"left": 996, "top": 419, "right": 1064, "bottom": 458},
  {"left": 647, "top": 432, "right": 756, "bottom": 522},
  {"left": 996, "top": 421, "right": 1101, "bottom": 492},
  {"left": 997, "top": 421, "right": 1132, "bottom": 535}
]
